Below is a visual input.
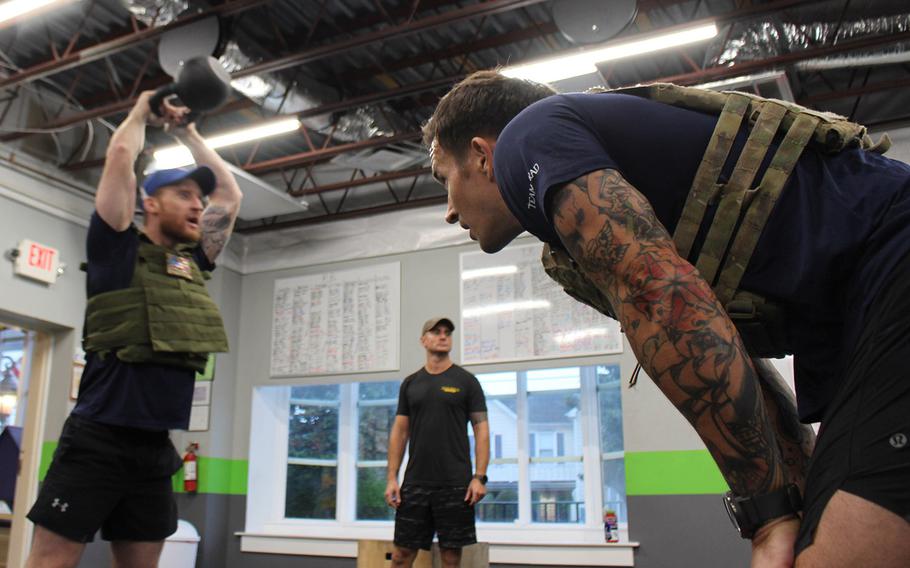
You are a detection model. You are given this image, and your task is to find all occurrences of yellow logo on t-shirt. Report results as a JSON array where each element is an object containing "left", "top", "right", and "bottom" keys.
[{"left": 441, "top": 386, "right": 460, "bottom": 394}]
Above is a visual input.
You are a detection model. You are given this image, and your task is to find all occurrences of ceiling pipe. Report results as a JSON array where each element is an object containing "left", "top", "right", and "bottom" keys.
[{"left": 291, "top": 167, "right": 432, "bottom": 197}]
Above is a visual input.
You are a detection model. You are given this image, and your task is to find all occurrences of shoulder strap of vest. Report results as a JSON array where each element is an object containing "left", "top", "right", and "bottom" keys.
[
  {"left": 713, "top": 112, "right": 820, "bottom": 305},
  {"left": 695, "top": 100, "right": 787, "bottom": 285},
  {"left": 673, "top": 93, "right": 750, "bottom": 262}
]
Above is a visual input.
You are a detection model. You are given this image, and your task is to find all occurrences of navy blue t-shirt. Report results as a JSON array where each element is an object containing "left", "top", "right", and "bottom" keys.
[
  {"left": 494, "top": 93, "right": 910, "bottom": 422},
  {"left": 72, "top": 212, "right": 216, "bottom": 431}
]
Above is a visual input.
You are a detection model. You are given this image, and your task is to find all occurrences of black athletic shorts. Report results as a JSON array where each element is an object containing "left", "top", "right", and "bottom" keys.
[
  {"left": 393, "top": 484, "right": 476, "bottom": 550},
  {"left": 27, "top": 414, "right": 183, "bottom": 543},
  {"left": 795, "top": 253, "right": 910, "bottom": 554}
]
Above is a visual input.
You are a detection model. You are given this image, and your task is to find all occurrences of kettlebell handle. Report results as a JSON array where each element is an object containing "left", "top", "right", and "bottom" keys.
[
  {"left": 149, "top": 84, "right": 178, "bottom": 117},
  {"left": 148, "top": 84, "right": 201, "bottom": 125}
]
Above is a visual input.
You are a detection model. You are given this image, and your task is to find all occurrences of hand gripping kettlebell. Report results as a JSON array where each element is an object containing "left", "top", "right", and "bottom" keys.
[{"left": 149, "top": 56, "right": 231, "bottom": 123}]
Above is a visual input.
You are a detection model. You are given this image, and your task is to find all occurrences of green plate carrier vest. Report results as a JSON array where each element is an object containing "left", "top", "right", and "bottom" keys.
[
  {"left": 83, "top": 233, "right": 229, "bottom": 372},
  {"left": 542, "top": 83, "right": 890, "bottom": 359}
]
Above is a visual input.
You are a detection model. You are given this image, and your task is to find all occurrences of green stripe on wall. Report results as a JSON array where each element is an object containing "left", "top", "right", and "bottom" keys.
[
  {"left": 40, "top": 441, "right": 246, "bottom": 494},
  {"left": 45, "top": 444, "right": 723, "bottom": 497},
  {"left": 172, "top": 456, "right": 248, "bottom": 495},
  {"left": 39, "top": 441, "right": 57, "bottom": 481},
  {"left": 626, "top": 450, "right": 728, "bottom": 495}
]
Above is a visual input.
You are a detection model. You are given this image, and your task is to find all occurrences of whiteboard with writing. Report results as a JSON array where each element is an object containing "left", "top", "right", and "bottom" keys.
[
  {"left": 271, "top": 263, "right": 400, "bottom": 376},
  {"left": 460, "top": 243, "right": 622, "bottom": 364}
]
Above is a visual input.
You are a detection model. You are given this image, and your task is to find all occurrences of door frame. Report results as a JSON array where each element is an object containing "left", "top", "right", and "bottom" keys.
[{"left": 5, "top": 327, "right": 53, "bottom": 568}]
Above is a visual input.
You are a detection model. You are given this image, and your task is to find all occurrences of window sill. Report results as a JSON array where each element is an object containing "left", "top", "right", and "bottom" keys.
[{"left": 237, "top": 526, "right": 639, "bottom": 566}]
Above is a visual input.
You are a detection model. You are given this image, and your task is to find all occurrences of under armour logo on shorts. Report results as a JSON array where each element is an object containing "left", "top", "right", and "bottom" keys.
[
  {"left": 51, "top": 498, "right": 69, "bottom": 512},
  {"left": 889, "top": 433, "right": 907, "bottom": 449}
]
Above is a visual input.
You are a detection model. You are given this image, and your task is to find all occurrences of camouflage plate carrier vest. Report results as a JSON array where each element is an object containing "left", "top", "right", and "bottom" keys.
[
  {"left": 82, "top": 232, "right": 229, "bottom": 372},
  {"left": 542, "top": 83, "right": 890, "bottom": 358}
]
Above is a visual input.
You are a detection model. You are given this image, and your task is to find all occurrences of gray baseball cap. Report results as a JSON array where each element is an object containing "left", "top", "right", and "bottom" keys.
[{"left": 421, "top": 317, "right": 455, "bottom": 334}]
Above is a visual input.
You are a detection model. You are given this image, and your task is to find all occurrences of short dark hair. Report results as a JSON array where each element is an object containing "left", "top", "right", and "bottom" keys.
[{"left": 422, "top": 70, "right": 557, "bottom": 158}]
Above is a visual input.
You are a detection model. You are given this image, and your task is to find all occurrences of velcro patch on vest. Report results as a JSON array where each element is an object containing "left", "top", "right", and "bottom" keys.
[{"left": 166, "top": 253, "right": 194, "bottom": 281}]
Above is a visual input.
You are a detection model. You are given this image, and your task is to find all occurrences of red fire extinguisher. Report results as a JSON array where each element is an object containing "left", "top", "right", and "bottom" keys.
[{"left": 183, "top": 442, "right": 199, "bottom": 493}]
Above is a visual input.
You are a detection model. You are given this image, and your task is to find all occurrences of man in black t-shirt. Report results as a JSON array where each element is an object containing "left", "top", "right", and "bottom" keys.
[
  {"left": 385, "top": 317, "right": 489, "bottom": 568},
  {"left": 25, "top": 92, "right": 242, "bottom": 568}
]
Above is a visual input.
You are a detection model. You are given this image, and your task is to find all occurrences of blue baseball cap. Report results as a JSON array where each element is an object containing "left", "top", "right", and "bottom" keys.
[{"left": 141, "top": 166, "right": 216, "bottom": 197}]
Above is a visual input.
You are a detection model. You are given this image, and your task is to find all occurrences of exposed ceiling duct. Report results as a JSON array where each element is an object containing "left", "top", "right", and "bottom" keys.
[
  {"left": 122, "top": 0, "right": 393, "bottom": 159},
  {"left": 709, "top": 12, "right": 910, "bottom": 71}
]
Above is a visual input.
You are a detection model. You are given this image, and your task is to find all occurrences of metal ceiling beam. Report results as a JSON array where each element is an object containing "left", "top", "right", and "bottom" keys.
[
  {"left": 232, "top": 0, "right": 548, "bottom": 79},
  {"left": 656, "top": 30, "right": 910, "bottom": 85},
  {"left": 5, "top": 73, "right": 450, "bottom": 145},
  {"left": 236, "top": 195, "right": 448, "bottom": 234},
  {"left": 339, "top": 22, "right": 559, "bottom": 83},
  {"left": 244, "top": 132, "right": 423, "bottom": 175},
  {"left": 4, "top": 1, "right": 543, "bottom": 141},
  {"left": 0, "top": 0, "right": 268, "bottom": 92},
  {"left": 7, "top": 0, "right": 823, "bottom": 146},
  {"left": 291, "top": 167, "right": 432, "bottom": 197},
  {"left": 58, "top": 77, "right": 457, "bottom": 169},
  {"left": 799, "top": 76, "right": 910, "bottom": 105}
]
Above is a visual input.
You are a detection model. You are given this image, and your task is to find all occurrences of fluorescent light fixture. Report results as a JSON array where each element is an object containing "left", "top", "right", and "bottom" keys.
[
  {"left": 553, "top": 327, "right": 609, "bottom": 345},
  {"left": 151, "top": 117, "right": 301, "bottom": 169},
  {"left": 503, "top": 22, "right": 718, "bottom": 83},
  {"left": 462, "top": 265, "right": 519, "bottom": 280},
  {"left": 463, "top": 300, "right": 551, "bottom": 319},
  {"left": 0, "top": 0, "right": 66, "bottom": 23}
]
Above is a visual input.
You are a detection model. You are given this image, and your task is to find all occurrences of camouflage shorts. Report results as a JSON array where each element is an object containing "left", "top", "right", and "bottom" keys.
[{"left": 394, "top": 484, "right": 476, "bottom": 550}]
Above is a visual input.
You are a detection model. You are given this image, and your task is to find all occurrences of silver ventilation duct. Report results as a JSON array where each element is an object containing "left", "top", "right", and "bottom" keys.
[
  {"left": 708, "top": 13, "right": 910, "bottom": 71},
  {"left": 121, "top": 1, "right": 389, "bottom": 143}
]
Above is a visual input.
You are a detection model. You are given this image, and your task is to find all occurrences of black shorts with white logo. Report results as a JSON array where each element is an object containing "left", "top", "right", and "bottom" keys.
[
  {"left": 394, "top": 484, "right": 476, "bottom": 550},
  {"left": 27, "top": 414, "right": 183, "bottom": 543},
  {"left": 796, "top": 253, "right": 910, "bottom": 554}
]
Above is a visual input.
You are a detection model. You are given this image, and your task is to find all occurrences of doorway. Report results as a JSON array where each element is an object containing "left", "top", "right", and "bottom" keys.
[{"left": 0, "top": 323, "right": 52, "bottom": 568}]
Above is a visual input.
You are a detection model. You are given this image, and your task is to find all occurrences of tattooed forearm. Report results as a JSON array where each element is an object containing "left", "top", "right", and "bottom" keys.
[
  {"left": 548, "top": 168, "right": 786, "bottom": 496},
  {"left": 752, "top": 358, "right": 816, "bottom": 491},
  {"left": 200, "top": 205, "right": 234, "bottom": 263}
]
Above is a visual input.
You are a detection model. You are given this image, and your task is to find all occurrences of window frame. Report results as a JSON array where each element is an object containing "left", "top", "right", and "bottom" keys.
[{"left": 244, "top": 357, "right": 632, "bottom": 562}]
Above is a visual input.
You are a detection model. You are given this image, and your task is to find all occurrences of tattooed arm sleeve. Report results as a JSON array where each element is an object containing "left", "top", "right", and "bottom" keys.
[
  {"left": 547, "top": 168, "right": 787, "bottom": 496},
  {"left": 177, "top": 125, "right": 243, "bottom": 263},
  {"left": 751, "top": 358, "right": 816, "bottom": 492}
]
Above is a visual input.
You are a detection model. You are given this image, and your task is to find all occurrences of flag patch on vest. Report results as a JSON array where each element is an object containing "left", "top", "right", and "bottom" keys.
[{"left": 166, "top": 253, "right": 194, "bottom": 280}]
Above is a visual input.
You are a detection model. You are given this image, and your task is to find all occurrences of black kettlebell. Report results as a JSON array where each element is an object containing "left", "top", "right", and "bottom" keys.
[{"left": 149, "top": 56, "right": 231, "bottom": 122}]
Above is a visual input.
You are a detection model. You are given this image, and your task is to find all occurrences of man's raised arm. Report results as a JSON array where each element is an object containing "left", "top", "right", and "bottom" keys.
[{"left": 169, "top": 123, "right": 243, "bottom": 263}]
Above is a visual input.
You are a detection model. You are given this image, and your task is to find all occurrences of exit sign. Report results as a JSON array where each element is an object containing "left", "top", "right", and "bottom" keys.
[{"left": 14, "top": 239, "right": 61, "bottom": 284}]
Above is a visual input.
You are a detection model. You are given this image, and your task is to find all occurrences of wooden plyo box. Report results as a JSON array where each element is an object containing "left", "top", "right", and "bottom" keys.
[
  {"left": 357, "top": 540, "right": 432, "bottom": 568},
  {"left": 357, "top": 540, "right": 490, "bottom": 568}
]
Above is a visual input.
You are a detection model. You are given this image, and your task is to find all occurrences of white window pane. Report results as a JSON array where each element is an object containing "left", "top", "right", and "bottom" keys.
[
  {"left": 477, "top": 372, "right": 519, "bottom": 523},
  {"left": 527, "top": 367, "right": 581, "bottom": 391},
  {"left": 602, "top": 458, "right": 627, "bottom": 524},
  {"left": 597, "top": 364, "right": 628, "bottom": 525},
  {"left": 528, "top": 367, "right": 583, "bottom": 525},
  {"left": 356, "top": 467, "right": 393, "bottom": 521},
  {"left": 477, "top": 480, "right": 519, "bottom": 523},
  {"left": 531, "top": 461, "right": 585, "bottom": 524},
  {"left": 286, "top": 464, "right": 337, "bottom": 519}
]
